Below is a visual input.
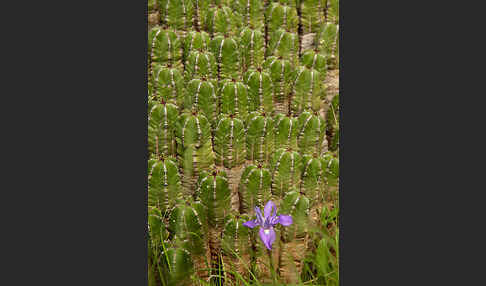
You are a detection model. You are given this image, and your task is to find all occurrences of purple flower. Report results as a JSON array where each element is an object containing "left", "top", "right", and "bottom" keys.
[{"left": 242, "top": 201, "right": 293, "bottom": 250}]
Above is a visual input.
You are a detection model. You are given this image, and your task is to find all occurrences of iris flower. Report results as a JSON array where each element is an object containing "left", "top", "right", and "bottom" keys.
[{"left": 243, "top": 201, "right": 293, "bottom": 250}]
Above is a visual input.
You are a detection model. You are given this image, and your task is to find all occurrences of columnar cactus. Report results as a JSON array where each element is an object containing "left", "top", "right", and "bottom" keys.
[
  {"left": 269, "top": 148, "right": 302, "bottom": 199},
  {"left": 196, "top": 170, "right": 231, "bottom": 227},
  {"left": 184, "top": 78, "right": 217, "bottom": 124},
  {"left": 204, "top": 5, "right": 240, "bottom": 36},
  {"left": 231, "top": 0, "right": 264, "bottom": 30},
  {"left": 148, "top": 27, "right": 183, "bottom": 72},
  {"left": 239, "top": 27, "right": 265, "bottom": 72},
  {"left": 168, "top": 203, "right": 206, "bottom": 256},
  {"left": 277, "top": 190, "right": 310, "bottom": 283},
  {"left": 267, "top": 28, "right": 299, "bottom": 64},
  {"left": 266, "top": 3, "right": 299, "bottom": 35},
  {"left": 175, "top": 112, "right": 215, "bottom": 193},
  {"left": 148, "top": 102, "right": 179, "bottom": 157},
  {"left": 263, "top": 56, "right": 294, "bottom": 113},
  {"left": 301, "top": 49, "right": 327, "bottom": 78},
  {"left": 291, "top": 66, "right": 325, "bottom": 114},
  {"left": 160, "top": 0, "right": 194, "bottom": 32},
  {"left": 219, "top": 78, "right": 249, "bottom": 117},
  {"left": 296, "top": 110, "right": 327, "bottom": 156},
  {"left": 151, "top": 64, "right": 185, "bottom": 105},
  {"left": 148, "top": 207, "right": 168, "bottom": 252},
  {"left": 210, "top": 35, "right": 240, "bottom": 81},
  {"left": 320, "top": 152, "right": 339, "bottom": 188},
  {"left": 148, "top": 207, "right": 169, "bottom": 286},
  {"left": 184, "top": 50, "right": 218, "bottom": 82},
  {"left": 279, "top": 191, "right": 310, "bottom": 241},
  {"left": 300, "top": 0, "right": 325, "bottom": 34},
  {"left": 244, "top": 68, "right": 274, "bottom": 113},
  {"left": 238, "top": 164, "right": 272, "bottom": 214},
  {"left": 214, "top": 114, "right": 246, "bottom": 168},
  {"left": 316, "top": 22, "right": 339, "bottom": 67},
  {"left": 326, "top": 0, "right": 339, "bottom": 24},
  {"left": 196, "top": 170, "right": 232, "bottom": 281},
  {"left": 221, "top": 214, "right": 252, "bottom": 282},
  {"left": 245, "top": 112, "right": 275, "bottom": 163},
  {"left": 273, "top": 113, "right": 299, "bottom": 150},
  {"left": 300, "top": 154, "right": 325, "bottom": 203},
  {"left": 192, "top": 0, "right": 211, "bottom": 30},
  {"left": 148, "top": 156, "right": 182, "bottom": 213},
  {"left": 182, "top": 30, "right": 210, "bottom": 61},
  {"left": 161, "top": 247, "right": 194, "bottom": 286}
]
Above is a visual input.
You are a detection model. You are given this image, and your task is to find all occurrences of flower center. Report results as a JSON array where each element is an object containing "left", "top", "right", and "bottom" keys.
[{"left": 264, "top": 229, "right": 270, "bottom": 235}]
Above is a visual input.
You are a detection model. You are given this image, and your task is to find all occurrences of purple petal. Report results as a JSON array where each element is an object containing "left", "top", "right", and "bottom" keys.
[
  {"left": 254, "top": 207, "right": 264, "bottom": 225},
  {"left": 259, "top": 227, "right": 276, "bottom": 250},
  {"left": 263, "top": 201, "right": 276, "bottom": 219},
  {"left": 243, "top": 219, "right": 258, "bottom": 228},
  {"left": 277, "top": 215, "right": 293, "bottom": 226},
  {"left": 268, "top": 214, "right": 279, "bottom": 226}
]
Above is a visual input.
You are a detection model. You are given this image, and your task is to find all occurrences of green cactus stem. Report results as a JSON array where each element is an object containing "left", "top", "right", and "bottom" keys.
[
  {"left": 175, "top": 111, "right": 215, "bottom": 194},
  {"left": 221, "top": 214, "right": 252, "bottom": 282},
  {"left": 238, "top": 164, "right": 272, "bottom": 214},
  {"left": 270, "top": 148, "right": 302, "bottom": 200},
  {"left": 263, "top": 56, "right": 294, "bottom": 114},
  {"left": 300, "top": 154, "right": 325, "bottom": 204},
  {"left": 273, "top": 113, "right": 299, "bottom": 150},
  {"left": 296, "top": 110, "right": 327, "bottom": 156},
  {"left": 300, "top": 49, "right": 327, "bottom": 78},
  {"left": 205, "top": 5, "right": 240, "bottom": 37},
  {"left": 168, "top": 203, "right": 206, "bottom": 256},
  {"left": 219, "top": 78, "right": 249, "bottom": 117},
  {"left": 182, "top": 30, "right": 210, "bottom": 60},
  {"left": 162, "top": 247, "right": 194, "bottom": 286},
  {"left": 196, "top": 170, "right": 231, "bottom": 283},
  {"left": 184, "top": 50, "right": 218, "bottom": 83},
  {"left": 239, "top": 27, "right": 265, "bottom": 72},
  {"left": 160, "top": 0, "right": 194, "bottom": 32},
  {"left": 316, "top": 22, "right": 339, "bottom": 68},
  {"left": 184, "top": 78, "right": 217, "bottom": 124},
  {"left": 148, "top": 27, "right": 183, "bottom": 71},
  {"left": 266, "top": 3, "right": 299, "bottom": 35},
  {"left": 232, "top": 0, "right": 264, "bottom": 30},
  {"left": 210, "top": 35, "right": 240, "bottom": 81},
  {"left": 214, "top": 114, "right": 246, "bottom": 168},
  {"left": 244, "top": 68, "right": 274, "bottom": 114},
  {"left": 300, "top": 0, "right": 325, "bottom": 34},
  {"left": 245, "top": 111, "right": 275, "bottom": 163},
  {"left": 151, "top": 64, "right": 185, "bottom": 105},
  {"left": 148, "top": 102, "right": 179, "bottom": 157},
  {"left": 290, "top": 67, "right": 325, "bottom": 114},
  {"left": 277, "top": 190, "right": 310, "bottom": 284},
  {"left": 268, "top": 28, "right": 299, "bottom": 65},
  {"left": 148, "top": 156, "right": 182, "bottom": 214}
]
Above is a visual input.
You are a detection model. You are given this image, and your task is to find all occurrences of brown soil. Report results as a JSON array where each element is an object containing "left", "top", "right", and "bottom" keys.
[{"left": 321, "top": 68, "right": 339, "bottom": 119}]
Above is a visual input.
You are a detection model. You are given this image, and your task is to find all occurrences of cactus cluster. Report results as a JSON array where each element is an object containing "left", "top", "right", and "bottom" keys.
[{"left": 147, "top": 0, "right": 339, "bottom": 285}]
